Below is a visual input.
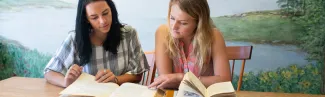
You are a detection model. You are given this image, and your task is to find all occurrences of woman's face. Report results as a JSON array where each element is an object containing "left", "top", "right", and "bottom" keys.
[
  {"left": 169, "top": 4, "right": 197, "bottom": 39},
  {"left": 86, "top": 1, "right": 112, "bottom": 34}
]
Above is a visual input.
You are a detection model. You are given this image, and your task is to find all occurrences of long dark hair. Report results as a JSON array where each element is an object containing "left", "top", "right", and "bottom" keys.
[{"left": 75, "top": 0, "right": 123, "bottom": 65}]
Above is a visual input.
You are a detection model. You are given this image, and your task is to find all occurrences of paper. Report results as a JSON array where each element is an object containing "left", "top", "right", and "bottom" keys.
[
  {"left": 206, "top": 82, "right": 235, "bottom": 97},
  {"left": 59, "top": 73, "right": 162, "bottom": 97},
  {"left": 110, "top": 83, "right": 161, "bottom": 97},
  {"left": 59, "top": 73, "right": 119, "bottom": 97}
]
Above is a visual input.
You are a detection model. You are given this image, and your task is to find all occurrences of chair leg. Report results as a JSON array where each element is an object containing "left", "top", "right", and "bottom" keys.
[
  {"left": 146, "top": 63, "right": 157, "bottom": 86},
  {"left": 145, "top": 55, "right": 156, "bottom": 86},
  {"left": 151, "top": 64, "right": 157, "bottom": 84},
  {"left": 237, "top": 60, "right": 246, "bottom": 91},
  {"left": 140, "top": 72, "right": 145, "bottom": 85},
  {"left": 231, "top": 60, "right": 235, "bottom": 82},
  {"left": 145, "top": 70, "right": 149, "bottom": 86},
  {"left": 142, "top": 72, "right": 148, "bottom": 85}
]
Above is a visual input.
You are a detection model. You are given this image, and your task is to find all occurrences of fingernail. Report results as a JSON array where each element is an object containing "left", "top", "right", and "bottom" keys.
[
  {"left": 149, "top": 87, "right": 156, "bottom": 90},
  {"left": 148, "top": 86, "right": 156, "bottom": 90}
]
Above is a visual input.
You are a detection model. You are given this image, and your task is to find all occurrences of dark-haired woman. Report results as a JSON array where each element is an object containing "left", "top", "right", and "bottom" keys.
[{"left": 44, "top": 0, "right": 149, "bottom": 88}]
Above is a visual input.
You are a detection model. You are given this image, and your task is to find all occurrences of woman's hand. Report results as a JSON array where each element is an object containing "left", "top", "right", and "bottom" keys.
[
  {"left": 148, "top": 73, "right": 184, "bottom": 89},
  {"left": 64, "top": 64, "right": 83, "bottom": 87},
  {"left": 95, "top": 69, "right": 117, "bottom": 83}
]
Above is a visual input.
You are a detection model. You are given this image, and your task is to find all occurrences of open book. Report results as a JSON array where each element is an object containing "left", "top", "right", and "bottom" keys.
[
  {"left": 59, "top": 73, "right": 164, "bottom": 97},
  {"left": 176, "top": 72, "right": 236, "bottom": 97}
]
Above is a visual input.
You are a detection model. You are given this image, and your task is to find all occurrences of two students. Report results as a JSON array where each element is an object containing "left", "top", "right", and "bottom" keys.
[{"left": 44, "top": 0, "right": 231, "bottom": 89}]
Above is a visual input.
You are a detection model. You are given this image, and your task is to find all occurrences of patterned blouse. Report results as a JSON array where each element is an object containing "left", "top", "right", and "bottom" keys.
[
  {"left": 172, "top": 40, "right": 214, "bottom": 77},
  {"left": 44, "top": 25, "right": 149, "bottom": 76}
]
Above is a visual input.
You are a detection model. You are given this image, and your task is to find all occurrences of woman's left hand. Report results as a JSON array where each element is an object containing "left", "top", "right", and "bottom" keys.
[
  {"left": 148, "top": 73, "right": 184, "bottom": 89},
  {"left": 95, "top": 69, "right": 116, "bottom": 83}
]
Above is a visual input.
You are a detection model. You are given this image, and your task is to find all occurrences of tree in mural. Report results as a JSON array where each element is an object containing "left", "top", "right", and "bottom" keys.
[{"left": 277, "top": 0, "right": 325, "bottom": 94}]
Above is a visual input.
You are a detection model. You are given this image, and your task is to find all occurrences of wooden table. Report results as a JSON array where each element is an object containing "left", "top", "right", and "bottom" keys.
[
  {"left": 0, "top": 77, "right": 324, "bottom": 97},
  {"left": 0, "top": 77, "right": 63, "bottom": 97},
  {"left": 164, "top": 90, "right": 325, "bottom": 97}
]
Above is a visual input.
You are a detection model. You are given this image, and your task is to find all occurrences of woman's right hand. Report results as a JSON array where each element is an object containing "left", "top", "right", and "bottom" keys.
[
  {"left": 64, "top": 64, "right": 83, "bottom": 87},
  {"left": 148, "top": 73, "right": 184, "bottom": 89}
]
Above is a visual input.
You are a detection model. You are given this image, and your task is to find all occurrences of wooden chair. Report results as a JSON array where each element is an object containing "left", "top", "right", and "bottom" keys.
[
  {"left": 226, "top": 46, "right": 253, "bottom": 91},
  {"left": 140, "top": 51, "right": 156, "bottom": 86}
]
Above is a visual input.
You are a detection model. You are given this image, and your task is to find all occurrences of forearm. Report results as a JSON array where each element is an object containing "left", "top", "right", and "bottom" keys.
[
  {"left": 200, "top": 75, "right": 231, "bottom": 87},
  {"left": 171, "top": 73, "right": 184, "bottom": 89},
  {"left": 44, "top": 71, "right": 66, "bottom": 88},
  {"left": 160, "top": 73, "right": 184, "bottom": 89},
  {"left": 115, "top": 73, "right": 142, "bottom": 85}
]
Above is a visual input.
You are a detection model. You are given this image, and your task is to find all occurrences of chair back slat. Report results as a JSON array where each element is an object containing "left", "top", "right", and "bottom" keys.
[{"left": 226, "top": 46, "right": 253, "bottom": 60}]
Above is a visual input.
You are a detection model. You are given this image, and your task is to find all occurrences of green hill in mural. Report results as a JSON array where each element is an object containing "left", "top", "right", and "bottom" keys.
[
  {"left": 212, "top": 10, "right": 301, "bottom": 45},
  {"left": 0, "top": 36, "right": 51, "bottom": 80}
]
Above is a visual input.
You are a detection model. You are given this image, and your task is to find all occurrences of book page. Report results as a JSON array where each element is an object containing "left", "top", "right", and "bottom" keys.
[
  {"left": 174, "top": 90, "right": 178, "bottom": 97},
  {"left": 176, "top": 81, "right": 204, "bottom": 97},
  {"left": 182, "top": 80, "right": 204, "bottom": 96},
  {"left": 59, "top": 73, "right": 119, "bottom": 97},
  {"left": 109, "top": 83, "right": 163, "bottom": 97},
  {"left": 206, "top": 81, "right": 235, "bottom": 97},
  {"left": 183, "top": 72, "right": 207, "bottom": 96}
]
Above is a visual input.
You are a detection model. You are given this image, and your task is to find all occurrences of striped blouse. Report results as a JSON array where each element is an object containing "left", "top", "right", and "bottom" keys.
[{"left": 44, "top": 25, "right": 149, "bottom": 76}]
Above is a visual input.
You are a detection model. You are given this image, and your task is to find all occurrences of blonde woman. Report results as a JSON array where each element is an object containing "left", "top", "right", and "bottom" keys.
[{"left": 148, "top": 0, "right": 231, "bottom": 89}]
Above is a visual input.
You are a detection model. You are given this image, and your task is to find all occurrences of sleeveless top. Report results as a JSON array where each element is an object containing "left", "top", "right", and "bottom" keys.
[{"left": 172, "top": 40, "right": 214, "bottom": 77}]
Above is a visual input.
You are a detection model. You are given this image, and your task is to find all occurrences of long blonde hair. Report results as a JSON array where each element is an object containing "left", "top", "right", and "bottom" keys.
[{"left": 166, "top": 0, "right": 214, "bottom": 71}]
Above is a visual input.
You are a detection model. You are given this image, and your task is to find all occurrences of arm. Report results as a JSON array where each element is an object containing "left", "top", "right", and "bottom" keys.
[
  {"left": 95, "top": 69, "right": 143, "bottom": 85},
  {"left": 115, "top": 73, "right": 143, "bottom": 85},
  {"left": 148, "top": 25, "right": 183, "bottom": 89},
  {"left": 155, "top": 24, "right": 173, "bottom": 75},
  {"left": 44, "top": 33, "right": 82, "bottom": 88},
  {"left": 96, "top": 26, "right": 148, "bottom": 85},
  {"left": 45, "top": 64, "right": 82, "bottom": 88},
  {"left": 44, "top": 71, "right": 65, "bottom": 87},
  {"left": 199, "top": 29, "right": 231, "bottom": 87},
  {"left": 122, "top": 26, "right": 149, "bottom": 84}
]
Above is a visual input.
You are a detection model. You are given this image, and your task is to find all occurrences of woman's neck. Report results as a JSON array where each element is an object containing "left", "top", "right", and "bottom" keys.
[
  {"left": 179, "top": 36, "right": 193, "bottom": 57},
  {"left": 90, "top": 31, "right": 107, "bottom": 46},
  {"left": 179, "top": 36, "right": 193, "bottom": 47}
]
